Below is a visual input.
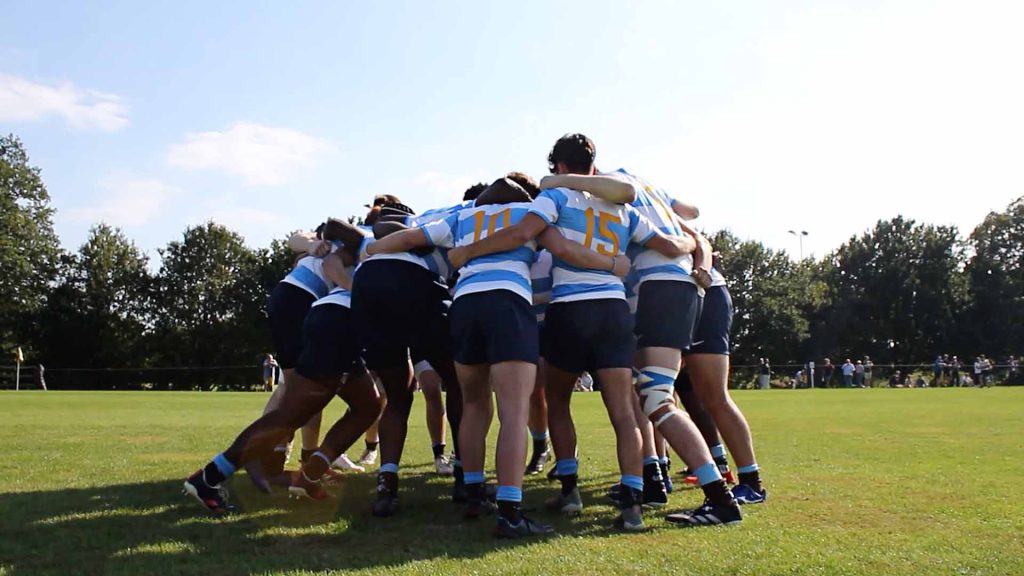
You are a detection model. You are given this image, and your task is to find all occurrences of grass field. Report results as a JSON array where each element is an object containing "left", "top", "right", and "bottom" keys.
[{"left": 1, "top": 389, "right": 1022, "bottom": 576}]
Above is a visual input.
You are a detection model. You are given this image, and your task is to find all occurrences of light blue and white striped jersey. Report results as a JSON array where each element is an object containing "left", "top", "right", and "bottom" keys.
[
  {"left": 612, "top": 168, "right": 696, "bottom": 288},
  {"left": 363, "top": 203, "right": 465, "bottom": 279},
  {"left": 282, "top": 240, "right": 345, "bottom": 299},
  {"left": 710, "top": 267, "right": 727, "bottom": 287},
  {"left": 529, "top": 187, "right": 657, "bottom": 303},
  {"left": 420, "top": 202, "right": 537, "bottom": 303},
  {"left": 311, "top": 267, "right": 356, "bottom": 309},
  {"left": 531, "top": 250, "right": 553, "bottom": 323},
  {"left": 311, "top": 227, "right": 374, "bottom": 308}
]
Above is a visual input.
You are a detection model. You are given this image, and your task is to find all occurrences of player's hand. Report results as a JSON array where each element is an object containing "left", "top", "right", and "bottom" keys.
[
  {"left": 611, "top": 254, "right": 631, "bottom": 278},
  {"left": 448, "top": 246, "right": 469, "bottom": 269},
  {"left": 692, "top": 267, "right": 713, "bottom": 289},
  {"left": 311, "top": 240, "right": 331, "bottom": 257}
]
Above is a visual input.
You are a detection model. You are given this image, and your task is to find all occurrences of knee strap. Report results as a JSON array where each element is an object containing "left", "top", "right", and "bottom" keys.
[{"left": 637, "top": 366, "right": 679, "bottom": 427}]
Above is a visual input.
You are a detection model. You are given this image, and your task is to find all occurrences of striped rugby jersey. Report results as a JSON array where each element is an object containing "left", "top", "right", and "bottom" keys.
[
  {"left": 611, "top": 168, "right": 697, "bottom": 288},
  {"left": 531, "top": 250, "right": 553, "bottom": 323},
  {"left": 362, "top": 202, "right": 467, "bottom": 279},
  {"left": 528, "top": 187, "right": 657, "bottom": 303},
  {"left": 311, "top": 227, "right": 373, "bottom": 308},
  {"left": 419, "top": 202, "right": 536, "bottom": 303},
  {"left": 282, "top": 240, "right": 345, "bottom": 299}
]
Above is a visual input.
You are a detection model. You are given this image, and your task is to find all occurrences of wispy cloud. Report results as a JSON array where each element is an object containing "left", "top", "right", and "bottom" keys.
[
  {"left": 64, "top": 174, "right": 177, "bottom": 227},
  {"left": 0, "top": 72, "right": 128, "bottom": 132},
  {"left": 166, "top": 122, "right": 331, "bottom": 186}
]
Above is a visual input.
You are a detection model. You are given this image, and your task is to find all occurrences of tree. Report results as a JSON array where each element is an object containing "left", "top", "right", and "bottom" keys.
[
  {"left": 821, "top": 217, "right": 968, "bottom": 364},
  {"left": 965, "top": 196, "right": 1024, "bottom": 358},
  {"left": 0, "top": 134, "right": 62, "bottom": 354},
  {"left": 150, "top": 222, "right": 267, "bottom": 388},
  {"left": 709, "top": 230, "right": 828, "bottom": 365},
  {"left": 36, "top": 225, "right": 152, "bottom": 371}
]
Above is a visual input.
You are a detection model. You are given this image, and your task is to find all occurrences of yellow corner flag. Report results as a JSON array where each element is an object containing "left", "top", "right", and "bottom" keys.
[{"left": 15, "top": 347, "right": 24, "bottom": 364}]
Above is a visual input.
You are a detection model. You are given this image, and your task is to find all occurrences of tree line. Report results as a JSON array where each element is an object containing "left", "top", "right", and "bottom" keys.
[{"left": 2, "top": 134, "right": 1021, "bottom": 389}]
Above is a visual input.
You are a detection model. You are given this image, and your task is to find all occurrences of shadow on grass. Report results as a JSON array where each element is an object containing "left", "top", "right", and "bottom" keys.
[{"left": 0, "top": 465, "right": 669, "bottom": 576}]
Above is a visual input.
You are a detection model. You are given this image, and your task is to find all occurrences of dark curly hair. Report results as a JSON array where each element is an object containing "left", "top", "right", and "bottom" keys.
[
  {"left": 505, "top": 171, "right": 540, "bottom": 198},
  {"left": 547, "top": 133, "right": 596, "bottom": 174}
]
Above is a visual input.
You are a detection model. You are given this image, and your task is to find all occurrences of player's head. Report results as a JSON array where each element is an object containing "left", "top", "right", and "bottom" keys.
[
  {"left": 314, "top": 222, "right": 325, "bottom": 239},
  {"left": 462, "top": 182, "right": 489, "bottom": 202},
  {"left": 505, "top": 171, "right": 540, "bottom": 198},
  {"left": 364, "top": 194, "right": 403, "bottom": 225},
  {"left": 548, "top": 133, "right": 596, "bottom": 175},
  {"left": 474, "top": 177, "right": 532, "bottom": 206}
]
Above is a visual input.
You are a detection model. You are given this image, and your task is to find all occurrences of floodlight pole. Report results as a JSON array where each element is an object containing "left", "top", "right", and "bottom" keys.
[{"left": 788, "top": 230, "right": 809, "bottom": 260}]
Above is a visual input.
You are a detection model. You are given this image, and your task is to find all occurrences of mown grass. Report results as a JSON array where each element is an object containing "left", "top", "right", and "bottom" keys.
[{"left": 0, "top": 388, "right": 1021, "bottom": 576}]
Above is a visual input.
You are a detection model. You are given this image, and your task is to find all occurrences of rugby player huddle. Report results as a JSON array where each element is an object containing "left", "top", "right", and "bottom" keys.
[{"left": 183, "top": 133, "right": 767, "bottom": 538}]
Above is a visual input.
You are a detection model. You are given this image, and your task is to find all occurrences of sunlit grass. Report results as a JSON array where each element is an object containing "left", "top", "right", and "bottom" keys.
[{"left": 0, "top": 388, "right": 1021, "bottom": 575}]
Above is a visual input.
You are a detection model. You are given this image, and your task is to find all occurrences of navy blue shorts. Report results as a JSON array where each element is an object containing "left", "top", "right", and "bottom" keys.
[
  {"left": 267, "top": 282, "right": 317, "bottom": 369},
  {"left": 295, "top": 303, "right": 361, "bottom": 381},
  {"left": 635, "top": 280, "right": 702, "bottom": 351},
  {"left": 351, "top": 260, "right": 454, "bottom": 371},
  {"left": 689, "top": 285, "right": 732, "bottom": 355},
  {"left": 542, "top": 299, "right": 635, "bottom": 374},
  {"left": 450, "top": 290, "right": 538, "bottom": 365}
]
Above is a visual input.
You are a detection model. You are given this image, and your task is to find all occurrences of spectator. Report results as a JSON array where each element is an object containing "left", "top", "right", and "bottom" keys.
[
  {"left": 914, "top": 374, "right": 928, "bottom": 388},
  {"left": 932, "top": 355, "right": 945, "bottom": 387},
  {"left": 261, "top": 354, "right": 279, "bottom": 392},
  {"left": 941, "top": 354, "right": 952, "bottom": 385},
  {"left": 821, "top": 358, "right": 835, "bottom": 388},
  {"left": 863, "top": 356, "right": 874, "bottom": 387},
  {"left": 973, "top": 356, "right": 984, "bottom": 386},
  {"left": 981, "top": 355, "right": 994, "bottom": 387},
  {"left": 950, "top": 356, "right": 962, "bottom": 387},
  {"left": 806, "top": 360, "right": 815, "bottom": 388},
  {"left": 575, "top": 372, "right": 594, "bottom": 392},
  {"left": 1009, "top": 356, "right": 1020, "bottom": 384},
  {"left": 841, "top": 359, "right": 855, "bottom": 388},
  {"left": 854, "top": 360, "right": 866, "bottom": 387},
  {"left": 758, "top": 358, "right": 772, "bottom": 390}
]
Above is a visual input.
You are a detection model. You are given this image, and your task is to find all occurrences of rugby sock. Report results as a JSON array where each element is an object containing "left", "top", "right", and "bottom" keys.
[
  {"left": 709, "top": 443, "right": 727, "bottom": 460},
  {"left": 301, "top": 451, "right": 332, "bottom": 482},
  {"left": 531, "top": 430, "right": 549, "bottom": 456},
  {"left": 621, "top": 474, "right": 644, "bottom": 492},
  {"left": 464, "top": 471, "right": 485, "bottom": 485},
  {"left": 643, "top": 459, "right": 663, "bottom": 483},
  {"left": 204, "top": 453, "right": 236, "bottom": 485},
  {"left": 693, "top": 461, "right": 733, "bottom": 506},
  {"left": 452, "top": 459, "right": 464, "bottom": 488},
  {"left": 378, "top": 465, "right": 399, "bottom": 493},
  {"left": 496, "top": 486, "right": 523, "bottom": 523},
  {"left": 659, "top": 455, "right": 670, "bottom": 466},
  {"left": 432, "top": 443, "right": 446, "bottom": 459},
  {"left": 464, "top": 471, "right": 485, "bottom": 502},
  {"left": 300, "top": 448, "right": 316, "bottom": 464},
  {"left": 738, "top": 463, "right": 762, "bottom": 492},
  {"left": 555, "top": 459, "right": 578, "bottom": 495},
  {"left": 365, "top": 440, "right": 378, "bottom": 451}
]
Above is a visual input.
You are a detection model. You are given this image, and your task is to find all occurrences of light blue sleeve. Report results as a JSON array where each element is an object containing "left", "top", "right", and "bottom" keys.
[{"left": 528, "top": 188, "right": 565, "bottom": 225}]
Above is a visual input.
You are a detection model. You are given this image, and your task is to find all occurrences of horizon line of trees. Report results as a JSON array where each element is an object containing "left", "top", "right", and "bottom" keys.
[{"left": 2, "top": 133, "right": 1022, "bottom": 390}]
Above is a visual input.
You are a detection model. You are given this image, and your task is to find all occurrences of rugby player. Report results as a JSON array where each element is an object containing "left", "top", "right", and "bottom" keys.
[
  {"left": 185, "top": 244, "right": 383, "bottom": 512},
  {"left": 539, "top": 163, "right": 743, "bottom": 526},
  {"left": 447, "top": 135, "right": 700, "bottom": 531}
]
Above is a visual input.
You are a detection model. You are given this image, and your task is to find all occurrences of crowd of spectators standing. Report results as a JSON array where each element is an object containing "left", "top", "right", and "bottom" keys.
[{"left": 750, "top": 354, "right": 1020, "bottom": 389}]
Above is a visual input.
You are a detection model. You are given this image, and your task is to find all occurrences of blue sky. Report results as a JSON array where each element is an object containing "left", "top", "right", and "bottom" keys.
[{"left": 3, "top": 0, "right": 1022, "bottom": 264}]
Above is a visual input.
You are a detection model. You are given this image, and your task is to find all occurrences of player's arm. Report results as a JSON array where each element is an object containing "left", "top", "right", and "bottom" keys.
[
  {"left": 366, "top": 227, "right": 431, "bottom": 255},
  {"left": 322, "top": 252, "right": 353, "bottom": 291},
  {"left": 539, "top": 174, "right": 638, "bottom": 204},
  {"left": 288, "top": 231, "right": 328, "bottom": 256},
  {"left": 642, "top": 230, "right": 697, "bottom": 259},
  {"left": 538, "top": 227, "right": 631, "bottom": 277},
  {"left": 447, "top": 213, "right": 547, "bottom": 269},
  {"left": 671, "top": 215, "right": 713, "bottom": 272},
  {"left": 672, "top": 200, "right": 700, "bottom": 221}
]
